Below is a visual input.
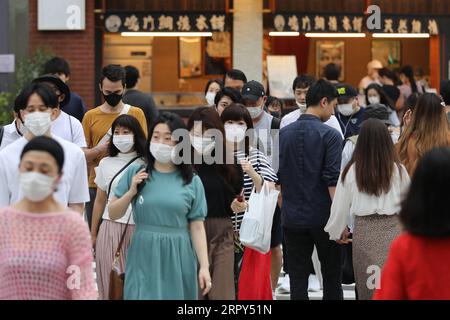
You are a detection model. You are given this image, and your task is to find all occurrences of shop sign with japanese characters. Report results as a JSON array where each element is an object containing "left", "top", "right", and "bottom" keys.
[
  {"left": 272, "top": 13, "right": 439, "bottom": 35},
  {"left": 104, "top": 12, "right": 231, "bottom": 33}
]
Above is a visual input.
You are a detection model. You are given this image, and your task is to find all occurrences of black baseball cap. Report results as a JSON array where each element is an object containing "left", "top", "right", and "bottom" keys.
[
  {"left": 336, "top": 83, "right": 358, "bottom": 100},
  {"left": 362, "top": 103, "right": 392, "bottom": 126},
  {"left": 242, "top": 80, "right": 265, "bottom": 102},
  {"left": 32, "top": 74, "right": 71, "bottom": 107}
]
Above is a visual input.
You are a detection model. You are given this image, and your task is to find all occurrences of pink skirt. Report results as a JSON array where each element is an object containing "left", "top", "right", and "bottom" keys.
[{"left": 95, "top": 219, "right": 135, "bottom": 300}]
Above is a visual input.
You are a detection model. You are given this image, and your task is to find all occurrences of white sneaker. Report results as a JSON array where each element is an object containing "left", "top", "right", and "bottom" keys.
[
  {"left": 277, "top": 274, "right": 290, "bottom": 294},
  {"left": 308, "top": 274, "right": 321, "bottom": 292},
  {"left": 272, "top": 291, "right": 277, "bottom": 300}
]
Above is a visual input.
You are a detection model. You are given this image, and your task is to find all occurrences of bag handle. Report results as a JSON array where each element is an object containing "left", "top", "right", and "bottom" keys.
[{"left": 112, "top": 212, "right": 132, "bottom": 270}]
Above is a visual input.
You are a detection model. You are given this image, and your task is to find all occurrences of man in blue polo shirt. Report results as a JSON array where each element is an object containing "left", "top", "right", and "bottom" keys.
[{"left": 279, "top": 79, "right": 343, "bottom": 300}]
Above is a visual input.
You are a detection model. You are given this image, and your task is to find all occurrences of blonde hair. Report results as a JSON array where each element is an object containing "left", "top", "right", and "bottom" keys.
[{"left": 397, "top": 93, "right": 450, "bottom": 172}]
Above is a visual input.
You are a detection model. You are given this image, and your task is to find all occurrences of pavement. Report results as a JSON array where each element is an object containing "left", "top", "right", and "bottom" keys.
[
  {"left": 92, "top": 262, "right": 357, "bottom": 300},
  {"left": 275, "top": 274, "right": 356, "bottom": 300}
]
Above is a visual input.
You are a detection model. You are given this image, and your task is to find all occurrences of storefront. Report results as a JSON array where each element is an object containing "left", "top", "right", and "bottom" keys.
[{"left": 27, "top": 0, "right": 450, "bottom": 111}]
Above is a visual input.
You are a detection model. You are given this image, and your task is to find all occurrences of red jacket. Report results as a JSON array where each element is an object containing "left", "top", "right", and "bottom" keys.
[{"left": 374, "top": 233, "right": 450, "bottom": 300}]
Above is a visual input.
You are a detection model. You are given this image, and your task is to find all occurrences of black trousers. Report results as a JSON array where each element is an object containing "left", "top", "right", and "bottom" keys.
[
  {"left": 284, "top": 227, "right": 343, "bottom": 300},
  {"left": 85, "top": 187, "right": 97, "bottom": 231},
  {"left": 282, "top": 233, "right": 315, "bottom": 276}
]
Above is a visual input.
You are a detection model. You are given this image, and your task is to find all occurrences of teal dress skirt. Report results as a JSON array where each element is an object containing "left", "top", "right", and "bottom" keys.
[{"left": 114, "top": 164, "right": 207, "bottom": 300}]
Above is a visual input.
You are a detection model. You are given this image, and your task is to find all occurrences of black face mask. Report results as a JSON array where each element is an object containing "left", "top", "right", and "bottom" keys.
[
  {"left": 103, "top": 92, "right": 123, "bottom": 107},
  {"left": 270, "top": 111, "right": 281, "bottom": 119}
]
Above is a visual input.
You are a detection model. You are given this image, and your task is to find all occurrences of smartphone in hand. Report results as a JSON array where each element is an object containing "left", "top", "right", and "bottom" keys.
[{"left": 136, "top": 165, "right": 149, "bottom": 194}]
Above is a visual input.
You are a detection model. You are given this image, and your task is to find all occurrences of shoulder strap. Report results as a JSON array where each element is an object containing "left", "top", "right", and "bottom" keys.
[
  {"left": 121, "top": 104, "right": 132, "bottom": 115},
  {"left": 112, "top": 211, "right": 132, "bottom": 267},
  {"left": 69, "top": 116, "right": 74, "bottom": 142},
  {"left": 107, "top": 156, "right": 140, "bottom": 199},
  {"left": 97, "top": 105, "right": 132, "bottom": 147},
  {"left": 271, "top": 116, "right": 281, "bottom": 130},
  {"left": 0, "top": 126, "right": 4, "bottom": 146}
]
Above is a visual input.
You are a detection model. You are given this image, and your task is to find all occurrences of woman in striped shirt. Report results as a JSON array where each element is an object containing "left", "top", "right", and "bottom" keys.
[{"left": 221, "top": 103, "right": 278, "bottom": 299}]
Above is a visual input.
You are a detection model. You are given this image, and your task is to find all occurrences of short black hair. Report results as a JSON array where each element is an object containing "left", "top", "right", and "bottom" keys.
[
  {"left": 224, "top": 69, "right": 247, "bottom": 84},
  {"left": 21, "top": 136, "right": 65, "bottom": 173},
  {"left": 18, "top": 82, "right": 59, "bottom": 111},
  {"left": 100, "top": 64, "right": 126, "bottom": 87},
  {"left": 292, "top": 74, "right": 316, "bottom": 91},
  {"left": 306, "top": 79, "right": 338, "bottom": 107},
  {"left": 400, "top": 147, "right": 450, "bottom": 237},
  {"left": 383, "top": 84, "right": 401, "bottom": 103},
  {"left": 14, "top": 89, "right": 28, "bottom": 116},
  {"left": 266, "top": 96, "right": 283, "bottom": 110},
  {"left": 124, "top": 65, "right": 140, "bottom": 89},
  {"left": 440, "top": 80, "right": 450, "bottom": 106},
  {"left": 204, "top": 78, "right": 224, "bottom": 95},
  {"left": 323, "top": 63, "right": 340, "bottom": 81},
  {"left": 43, "top": 57, "right": 70, "bottom": 77},
  {"left": 214, "top": 87, "right": 243, "bottom": 106},
  {"left": 108, "top": 114, "right": 147, "bottom": 157},
  {"left": 378, "top": 67, "right": 397, "bottom": 82}
]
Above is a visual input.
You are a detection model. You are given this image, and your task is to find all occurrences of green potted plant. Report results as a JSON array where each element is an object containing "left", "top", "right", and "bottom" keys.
[{"left": 0, "top": 47, "right": 54, "bottom": 126}]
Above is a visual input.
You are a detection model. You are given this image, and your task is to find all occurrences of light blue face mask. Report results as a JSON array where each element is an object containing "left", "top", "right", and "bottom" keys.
[{"left": 247, "top": 105, "right": 263, "bottom": 119}]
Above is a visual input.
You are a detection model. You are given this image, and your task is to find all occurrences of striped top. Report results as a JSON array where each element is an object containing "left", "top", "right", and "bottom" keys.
[{"left": 233, "top": 148, "right": 278, "bottom": 232}]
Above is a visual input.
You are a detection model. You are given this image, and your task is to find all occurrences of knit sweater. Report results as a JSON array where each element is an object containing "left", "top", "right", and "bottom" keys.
[{"left": 0, "top": 207, "right": 97, "bottom": 300}]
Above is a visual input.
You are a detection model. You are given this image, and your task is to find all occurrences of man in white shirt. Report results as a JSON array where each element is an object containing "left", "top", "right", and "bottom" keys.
[
  {"left": 0, "top": 119, "right": 23, "bottom": 151},
  {"left": 32, "top": 75, "right": 87, "bottom": 148},
  {"left": 0, "top": 91, "right": 28, "bottom": 151},
  {"left": 281, "top": 74, "right": 344, "bottom": 138},
  {"left": 0, "top": 82, "right": 89, "bottom": 213}
]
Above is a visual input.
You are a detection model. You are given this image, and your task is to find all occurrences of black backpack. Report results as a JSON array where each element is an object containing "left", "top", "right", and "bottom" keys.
[{"left": 270, "top": 116, "right": 281, "bottom": 130}]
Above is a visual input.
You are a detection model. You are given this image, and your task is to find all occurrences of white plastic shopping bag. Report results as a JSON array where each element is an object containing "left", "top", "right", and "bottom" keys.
[{"left": 239, "top": 181, "right": 280, "bottom": 254}]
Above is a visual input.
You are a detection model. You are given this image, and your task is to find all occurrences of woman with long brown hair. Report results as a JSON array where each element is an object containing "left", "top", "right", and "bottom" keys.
[
  {"left": 187, "top": 107, "right": 243, "bottom": 300},
  {"left": 325, "top": 119, "right": 410, "bottom": 300},
  {"left": 396, "top": 92, "right": 450, "bottom": 176}
]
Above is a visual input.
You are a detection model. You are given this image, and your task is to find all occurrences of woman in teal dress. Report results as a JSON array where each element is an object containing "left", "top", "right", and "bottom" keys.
[{"left": 109, "top": 112, "right": 212, "bottom": 300}]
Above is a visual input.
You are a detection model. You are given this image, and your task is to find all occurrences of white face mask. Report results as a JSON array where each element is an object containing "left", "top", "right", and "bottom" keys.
[
  {"left": 24, "top": 112, "right": 52, "bottom": 136},
  {"left": 296, "top": 101, "right": 308, "bottom": 113},
  {"left": 19, "top": 172, "right": 56, "bottom": 202},
  {"left": 150, "top": 142, "right": 174, "bottom": 164},
  {"left": 190, "top": 135, "right": 215, "bottom": 155},
  {"left": 247, "top": 105, "right": 263, "bottom": 119},
  {"left": 113, "top": 135, "right": 134, "bottom": 154},
  {"left": 337, "top": 104, "right": 354, "bottom": 116},
  {"left": 368, "top": 96, "right": 380, "bottom": 105},
  {"left": 224, "top": 123, "right": 247, "bottom": 143},
  {"left": 205, "top": 92, "right": 217, "bottom": 106}
]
